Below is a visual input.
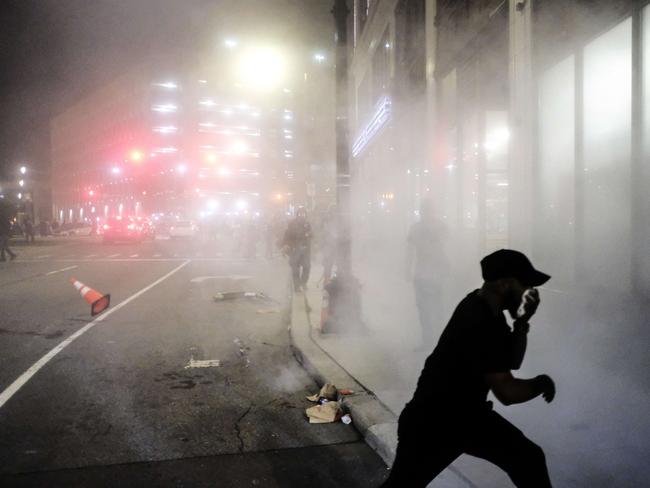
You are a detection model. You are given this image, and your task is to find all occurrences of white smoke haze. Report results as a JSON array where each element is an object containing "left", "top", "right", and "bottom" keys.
[{"left": 331, "top": 0, "right": 650, "bottom": 485}]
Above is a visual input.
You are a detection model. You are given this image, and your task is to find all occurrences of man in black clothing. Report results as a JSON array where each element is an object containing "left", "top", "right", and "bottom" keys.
[
  {"left": 406, "top": 200, "right": 448, "bottom": 350},
  {"left": 383, "top": 249, "right": 556, "bottom": 487},
  {"left": 0, "top": 202, "right": 17, "bottom": 261},
  {"left": 282, "top": 207, "right": 312, "bottom": 291}
]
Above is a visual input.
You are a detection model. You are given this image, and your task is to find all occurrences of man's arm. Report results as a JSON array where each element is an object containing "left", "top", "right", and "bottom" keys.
[
  {"left": 486, "top": 371, "right": 555, "bottom": 406},
  {"left": 510, "top": 319, "right": 529, "bottom": 370}
]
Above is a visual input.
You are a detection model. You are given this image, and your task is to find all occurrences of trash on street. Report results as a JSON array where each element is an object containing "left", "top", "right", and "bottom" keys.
[
  {"left": 184, "top": 358, "right": 221, "bottom": 369},
  {"left": 306, "top": 383, "right": 338, "bottom": 402},
  {"left": 306, "top": 401, "right": 342, "bottom": 424}
]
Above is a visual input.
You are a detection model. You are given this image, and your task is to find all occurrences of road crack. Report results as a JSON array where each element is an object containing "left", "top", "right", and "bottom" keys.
[{"left": 234, "top": 403, "right": 254, "bottom": 453}]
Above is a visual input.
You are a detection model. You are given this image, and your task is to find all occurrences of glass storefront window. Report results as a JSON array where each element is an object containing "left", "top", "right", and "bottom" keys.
[
  {"left": 460, "top": 114, "right": 480, "bottom": 229},
  {"left": 484, "top": 110, "right": 509, "bottom": 251},
  {"left": 537, "top": 55, "right": 575, "bottom": 283},
  {"left": 640, "top": 6, "right": 650, "bottom": 293},
  {"left": 583, "top": 18, "right": 632, "bottom": 288}
]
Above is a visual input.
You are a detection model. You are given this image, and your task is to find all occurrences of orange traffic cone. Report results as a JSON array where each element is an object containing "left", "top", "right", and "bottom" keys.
[{"left": 70, "top": 277, "right": 111, "bottom": 316}]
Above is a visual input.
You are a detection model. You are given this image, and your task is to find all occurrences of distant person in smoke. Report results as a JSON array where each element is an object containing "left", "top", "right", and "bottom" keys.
[
  {"left": 282, "top": 207, "right": 312, "bottom": 292},
  {"left": 406, "top": 199, "right": 448, "bottom": 350},
  {"left": 0, "top": 202, "right": 17, "bottom": 261},
  {"left": 382, "top": 249, "right": 556, "bottom": 488},
  {"left": 319, "top": 204, "right": 337, "bottom": 285},
  {"left": 23, "top": 216, "right": 35, "bottom": 243}
]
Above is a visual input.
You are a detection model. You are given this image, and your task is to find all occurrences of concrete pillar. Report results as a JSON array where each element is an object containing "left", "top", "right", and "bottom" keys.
[
  {"left": 508, "top": 0, "right": 534, "bottom": 252},
  {"left": 425, "top": 0, "right": 440, "bottom": 209}
]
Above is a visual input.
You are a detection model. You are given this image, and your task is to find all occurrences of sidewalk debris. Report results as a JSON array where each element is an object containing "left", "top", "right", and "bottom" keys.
[
  {"left": 306, "top": 401, "right": 343, "bottom": 424},
  {"left": 304, "top": 383, "right": 354, "bottom": 424},
  {"left": 306, "top": 383, "right": 338, "bottom": 402},
  {"left": 213, "top": 291, "right": 273, "bottom": 302},
  {"left": 184, "top": 358, "right": 221, "bottom": 369}
]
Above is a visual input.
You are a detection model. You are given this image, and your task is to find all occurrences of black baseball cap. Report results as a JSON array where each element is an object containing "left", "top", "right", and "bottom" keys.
[{"left": 480, "top": 249, "right": 551, "bottom": 287}]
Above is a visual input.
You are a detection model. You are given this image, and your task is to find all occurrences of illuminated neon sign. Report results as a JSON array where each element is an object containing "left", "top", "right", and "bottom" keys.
[{"left": 352, "top": 96, "right": 392, "bottom": 158}]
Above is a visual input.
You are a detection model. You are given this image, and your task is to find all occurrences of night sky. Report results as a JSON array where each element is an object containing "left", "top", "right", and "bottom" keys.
[{"left": 0, "top": 0, "right": 333, "bottom": 179}]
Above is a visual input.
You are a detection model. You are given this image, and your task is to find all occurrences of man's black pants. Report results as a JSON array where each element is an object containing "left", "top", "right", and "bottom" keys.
[
  {"left": 382, "top": 408, "right": 552, "bottom": 488},
  {"left": 289, "top": 248, "right": 310, "bottom": 290}
]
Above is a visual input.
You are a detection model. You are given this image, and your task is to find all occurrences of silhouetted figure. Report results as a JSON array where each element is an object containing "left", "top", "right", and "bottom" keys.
[
  {"left": 282, "top": 207, "right": 312, "bottom": 291},
  {"left": 406, "top": 200, "right": 448, "bottom": 350},
  {"left": 383, "top": 249, "right": 555, "bottom": 488},
  {"left": 0, "top": 202, "right": 17, "bottom": 261},
  {"left": 244, "top": 218, "right": 259, "bottom": 259},
  {"left": 23, "top": 216, "right": 35, "bottom": 243},
  {"left": 320, "top": 205, "right": 337, "bottom": 285}
]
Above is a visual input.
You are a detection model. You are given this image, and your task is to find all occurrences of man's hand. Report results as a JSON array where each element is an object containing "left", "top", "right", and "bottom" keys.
[
  {"left": 517, "top": 288, "right": 540, "bottom": 321},
  {"left": 534, "top": 374, "right": 556, "bottom": 403}
]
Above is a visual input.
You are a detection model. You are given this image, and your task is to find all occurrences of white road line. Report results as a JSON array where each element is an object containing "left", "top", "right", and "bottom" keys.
[
  {"left": 153, "top": 253, "right": 162, "bottom": 258},
  {"left": 129, "top": 254, "right": 139, "bottom": 258},
  {"left": 45, "top": 265, "right": 78, "bottom": 276},
  {"left": 15, "top": 257, "right": 243, "bottom": 263},
  {"left": 35, "top": 255, "right": 52, "bottom": 259},
  {"left": 0, "top": 260, "right": 190, "bottom": 410},
  {"left": 107, "top": 254, "right": 120, "bottom": 258},
  {"left": 85, "top": 254, "right": 97, "bottom": 258}
]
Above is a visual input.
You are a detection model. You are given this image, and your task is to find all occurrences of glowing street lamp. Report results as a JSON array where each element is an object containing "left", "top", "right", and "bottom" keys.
[
  {"left": 236, "top": 47, "right": 286, "bottom": 92},
  {"left": 313, "top": 53, "right": 326, "bottom": 63},
  {"left": 129, "top": 150, "right": 144, "bottom": 162},
  {"left": 19, "top": 166, "right": 27, "bottom": 175},
  {"left": 231, "top": 140, "right": 248, "bottom": 155},
  {"left": 224, "top": 38, "right": 238, "bottom": 49},
  {"left": 18, "top": 179, "right": 25, "bottom": 187}
]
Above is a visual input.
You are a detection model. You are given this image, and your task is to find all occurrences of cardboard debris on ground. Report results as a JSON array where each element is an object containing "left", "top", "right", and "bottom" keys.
[
  {"left": 184, "top": 358, "right": 221, "bottom": 369},
  {"left": 306, "top": 401, "right": 343, "bottom": 424},
  {"left": 213, "top": 291, "right": 272, "bottom": 302},
  {"left": 306, "top": 383, "right": 339, "bottom": 402},
  {"left": 256, "top": 308, "right": 281, "bottom": 314}
]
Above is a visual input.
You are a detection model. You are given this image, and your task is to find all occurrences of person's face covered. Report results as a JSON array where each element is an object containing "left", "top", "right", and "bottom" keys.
[{"left": 504, "top": 278, "right": 527, "bottom": 319}]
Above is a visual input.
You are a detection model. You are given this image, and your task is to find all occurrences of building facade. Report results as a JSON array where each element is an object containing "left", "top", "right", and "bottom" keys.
[
  {"left": 348, "top": 0, "right": 650, "bottom": 296},
  {"left": 50, "top": 48, "right": 332, "bottom": 226}
]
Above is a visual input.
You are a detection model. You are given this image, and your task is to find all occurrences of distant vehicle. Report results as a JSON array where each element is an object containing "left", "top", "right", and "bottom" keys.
[
  {"left": 102, "top": 216, "right": 143, "bottom": 243},
  {"left": 169, "top": 220, "right": 198, "bottom": 238},
  {"left": 136, "top": 217, "right": 156, "bottom": 240}
]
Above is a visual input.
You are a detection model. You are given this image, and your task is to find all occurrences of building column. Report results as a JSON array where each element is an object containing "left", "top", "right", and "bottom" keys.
[
  {"left": 508, "top": 0, "right": 534, "bottom": 252},
  {"left": 425, "top": 0, "right": 440, "bottom": 208}
]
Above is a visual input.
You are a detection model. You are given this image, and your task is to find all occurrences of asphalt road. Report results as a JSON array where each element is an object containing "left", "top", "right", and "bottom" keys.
[{"left": 0, "top": 236, "right": 388, "bottom": 487}]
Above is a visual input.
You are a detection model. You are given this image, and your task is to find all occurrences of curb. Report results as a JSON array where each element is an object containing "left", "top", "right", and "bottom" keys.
[
  {"left": 288, "top": 286, "right": 479, "bottom": 487},
  {"left": 288, "top": 287, "right": 399, "bottom": 467}
]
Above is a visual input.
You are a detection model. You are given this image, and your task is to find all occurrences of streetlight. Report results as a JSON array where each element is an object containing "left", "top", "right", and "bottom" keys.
[
  {"left": 20, "top": 166, "right": 27, "bottom": 175},
  {"left": 313, "top": 53, "right": 326, "bottom": 63},
  {"left": 236, "top": 47, "right": 287, "bottom": 93}
]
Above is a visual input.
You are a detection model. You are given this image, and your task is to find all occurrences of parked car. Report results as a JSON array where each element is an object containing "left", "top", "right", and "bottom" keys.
[
  {"left": 169, "top": 220, "right": 198, "bottom": 238},
  {"left": 102, "top": 216, "right": 143, "bottom": 243}
]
